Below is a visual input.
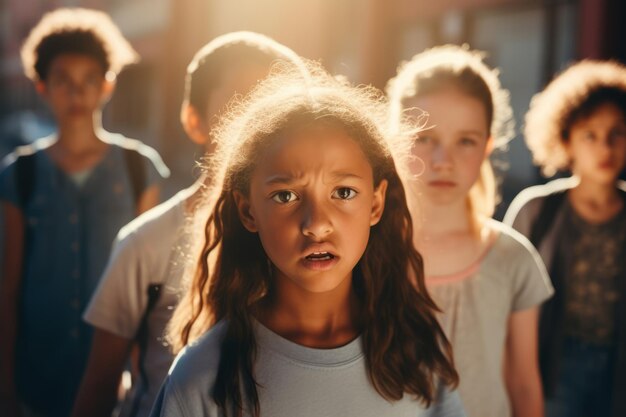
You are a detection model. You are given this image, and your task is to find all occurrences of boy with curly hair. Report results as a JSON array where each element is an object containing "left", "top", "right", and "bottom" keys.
[
  {"left": 504, "top": 60, "right": 626, "bottom": 417},
  {"left": 0, "top": 8, "right": 168, "bottom": 417}
]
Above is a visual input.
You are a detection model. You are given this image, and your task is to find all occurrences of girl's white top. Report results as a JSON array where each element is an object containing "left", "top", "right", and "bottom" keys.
[
  {"left": 425, "top": 220, "right": 553, "bottom": 417},
  {"left": 150, "top": 319, "right": 467, "bottom": 417}
]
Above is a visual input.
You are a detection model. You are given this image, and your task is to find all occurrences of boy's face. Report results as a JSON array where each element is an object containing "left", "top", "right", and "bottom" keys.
[
  {"left": 184, "top": 64, "right": 270, "bottom": 148},
  {"left": 205, "top": 64, "right": 269, "bottom": 124},
  {"left": 37, "top": 53, "right": 110, "bottom": 125},
  {"left": 567, "top": 102, "right": 626, "bottom": 185}
]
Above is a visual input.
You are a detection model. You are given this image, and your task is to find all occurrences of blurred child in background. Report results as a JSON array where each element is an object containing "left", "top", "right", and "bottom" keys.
[
  {"left": 504, "top": 60, "right": 626, "bottom": 417},
  {"left": 387, "top": 45, "right": 553, "bottom": 417},
  {"left": 71, "top": 32, "right": 303, "bottom": 417},
  {"left": 0, "top": 8, "right": 168, "bottom": 417},
  {"left": 151, "top": 61, "right": 464, "bottom": 417}
]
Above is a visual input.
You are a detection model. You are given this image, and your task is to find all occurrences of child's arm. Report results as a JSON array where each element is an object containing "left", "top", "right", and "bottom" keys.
[
  {"left": 0, "top": 203, "right": 25, "bottom": 417},
  {"left": 136, "top": 184, "right": 160, "bottom": 215},
  {"left": 73, "top": 216, "right": 158, "bottom": 416},
  {"left": 504, "top": 306, "right": 544, "bottom": 417},
  {"left": 70, "top": 328, "right": 132, "bottom": 417}
]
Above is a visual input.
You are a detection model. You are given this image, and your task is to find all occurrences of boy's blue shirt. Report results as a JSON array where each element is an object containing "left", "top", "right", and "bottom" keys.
[{"left": 0, "top": 132, "right": 168, "bottom": 416}]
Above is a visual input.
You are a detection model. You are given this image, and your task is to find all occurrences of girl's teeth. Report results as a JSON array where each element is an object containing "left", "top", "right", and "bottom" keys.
[{"left": 306, "top": 252, "right": 333, "bottom": 260}]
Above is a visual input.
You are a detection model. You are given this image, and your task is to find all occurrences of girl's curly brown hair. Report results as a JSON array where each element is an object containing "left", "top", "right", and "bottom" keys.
[
  {"left": 524, "top": 60, "right": 626, "bottom": 177},
  {"left": 168, "top": 60, "right": 458, "bottom": 416}
]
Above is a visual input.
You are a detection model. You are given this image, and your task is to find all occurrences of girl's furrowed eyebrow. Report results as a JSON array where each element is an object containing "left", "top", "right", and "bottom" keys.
[
  {"left": 329, "top": 171, "right": 365, "bottom": 181},
  {"left": 264, "top": 171, "right": 364, "bottom": 186},
  {"left": 264, "top": 175, "right": 296, "bottom": 186}
]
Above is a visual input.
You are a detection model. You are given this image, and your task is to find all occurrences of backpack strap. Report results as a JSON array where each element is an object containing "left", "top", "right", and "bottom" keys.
[
  {"left": 127, "top": 283, "right": 163, "bottom": 417},
  {"left": 135, "top": 283, "right": 162, "bottom": 387},
  {"left": 529, "top": 190, "right": 567, "bottom": 248},
  {"left": 15, "top": 153, "right": 37, "bottom": 209},
  {"left": 123, "top": 148, "right": 147, "bottom": 208}
]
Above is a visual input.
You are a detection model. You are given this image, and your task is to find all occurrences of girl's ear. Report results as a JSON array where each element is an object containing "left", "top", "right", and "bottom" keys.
[
  {"left": 370, "top": 179, "right": 388, "bottom": 226},
  {"left": 563, "top": 139, "right": 575, "bottom": 168},
  {"left": 181, "top": 103, "right": 211, "bottom": 146},
  {"left": 35, "top": 81, "right": 47, "bottom": 97},
  {"left": 485, "top": 135, "right": 495, "bottom": 156},
  {"left": 101, "top": 79, "right": 116, "bottom": 104},
  {"left": 233, "top": 191, "right": 258, "bottom": 232}
]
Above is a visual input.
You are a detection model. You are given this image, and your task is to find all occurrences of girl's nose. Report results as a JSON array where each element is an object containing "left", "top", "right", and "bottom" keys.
[
  {"left": 68, "top": 81, "right": 89, "bottom": 98},
  {"left": 431, "top": 145, "right": 453, "bottom": 170},
  {"left": 301, "top": 199, "right": 333, "bottom": 240}
]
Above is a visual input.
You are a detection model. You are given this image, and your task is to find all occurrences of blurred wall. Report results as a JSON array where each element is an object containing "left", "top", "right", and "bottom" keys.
[{"left": 1, "top": 0, "right": 624, "bottom": 207}]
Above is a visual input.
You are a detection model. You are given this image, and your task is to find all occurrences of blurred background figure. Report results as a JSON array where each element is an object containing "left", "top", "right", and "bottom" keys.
[
  {"left": 505, "top": 60, "right": 626, "bottom": 417},
  {"left": 387, "top": 44, "right": 553, "bottom": 417},
  {"left": 0, "top": 8, "right": 167, "bottom": 417},
  {"left": 71, "top": 31, "right": 303, "bottom": 417}
]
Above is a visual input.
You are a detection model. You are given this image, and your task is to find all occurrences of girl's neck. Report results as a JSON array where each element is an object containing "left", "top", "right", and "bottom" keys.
[
  {"left": 56, "top": 112, "right": 103, "bottom": 153},
  {"left": 569, "top": 176, "right": 623, "bottom": 223},
  {"left": 255, "top": 274, "right": 360, "bottom": 349},
  {"left": 47, "top": 113, "right": 110, "bottom": 173},
  {"left": 414, "top": 198, "right": 471, "bottom": 238},
  {"left": 412, "top": 196, "right": 496, "bottom": 278}
]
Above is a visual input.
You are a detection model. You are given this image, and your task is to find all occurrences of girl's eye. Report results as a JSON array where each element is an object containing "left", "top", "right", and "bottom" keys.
[
  {"left": 50, "top": 77, "right": 69, "bottom": 88},
  {"left": 85, "top": 76, "right": 101, "bottom": 87},
  {"left": 271, "top": 191, "right": 298, "bottom": 204},
  {"left": 332, "top": 187, "right": 357, "bottom": 200},
  {"left": 610, "top": 128, "right": 626, "bottom": 141},
  {"left": 415, "top": 135, "right": 431, "bottom": 144},
  {"left": 459, "top": 137, "right": 477, "bottom": 146}
]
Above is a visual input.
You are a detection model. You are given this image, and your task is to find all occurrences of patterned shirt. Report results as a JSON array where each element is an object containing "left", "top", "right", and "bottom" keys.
[{"left": 561, "top": 202, "right": 625, "bottom": 345}]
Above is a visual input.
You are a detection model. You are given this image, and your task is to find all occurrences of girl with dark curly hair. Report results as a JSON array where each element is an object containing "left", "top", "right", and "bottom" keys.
[{"left": 505, "top": 60, "right": 626, "bottom": 417}]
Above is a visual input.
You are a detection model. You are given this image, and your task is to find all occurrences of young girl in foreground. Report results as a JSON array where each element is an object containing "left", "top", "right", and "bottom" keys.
[
  {"left": 149, "top": 63, "right": 465, "bottom": 417},
  {"left": 504, "top": 60, "right": 626, "bottom": 417},
  {"left": 386, "top": 45, "right": 553, "bottom": 417}
]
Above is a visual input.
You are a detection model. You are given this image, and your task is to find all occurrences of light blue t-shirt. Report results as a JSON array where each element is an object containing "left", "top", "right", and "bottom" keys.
[
  {"left": 150, "top": 320, "right": 466, "bottom": 417},
  {"left": 0, "top": 132, "right": 169, "bottom": 416}
]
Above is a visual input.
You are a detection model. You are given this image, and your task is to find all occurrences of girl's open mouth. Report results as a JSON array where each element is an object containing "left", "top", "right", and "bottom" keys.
[
  {"left": 302, "top": 251, "right": 338, "bottom": 270},
  {"left": 305, "top": 251, "right": 335, "bottom": 261}
]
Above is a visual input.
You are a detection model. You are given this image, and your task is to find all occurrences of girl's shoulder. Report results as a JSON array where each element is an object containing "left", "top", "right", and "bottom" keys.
[
  {"left": 115, "top": 187, "right": 190, "bottom": 247},
  {"left": 483, "top": 220, "right": 554, "bottom": 305},
  {"left": 99, "top": 130, "right": 170, "bottom": 179},
  {"left": 167, "top": 321, "right": 228, "bottom": 389},
  {"left": 503, "top": 177, "right": 577, "bottom": 227},
  {"left": 484, "top": 219, "right": 548, "bottom": 272},
  {"left": 486, "top": 219, "right": 537, "bottom": 255},
  {"left": 152, "top": 322, "right": 227, "bottom": 416},
  {"left": 482, "top": 220, "right": 550, "bottom": 278},
  {"left": 0, "top": 134, "right": 56, "bottom": 170},
  {"left": 0, "top": 135, "right": 56, "bottom": 207}
]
